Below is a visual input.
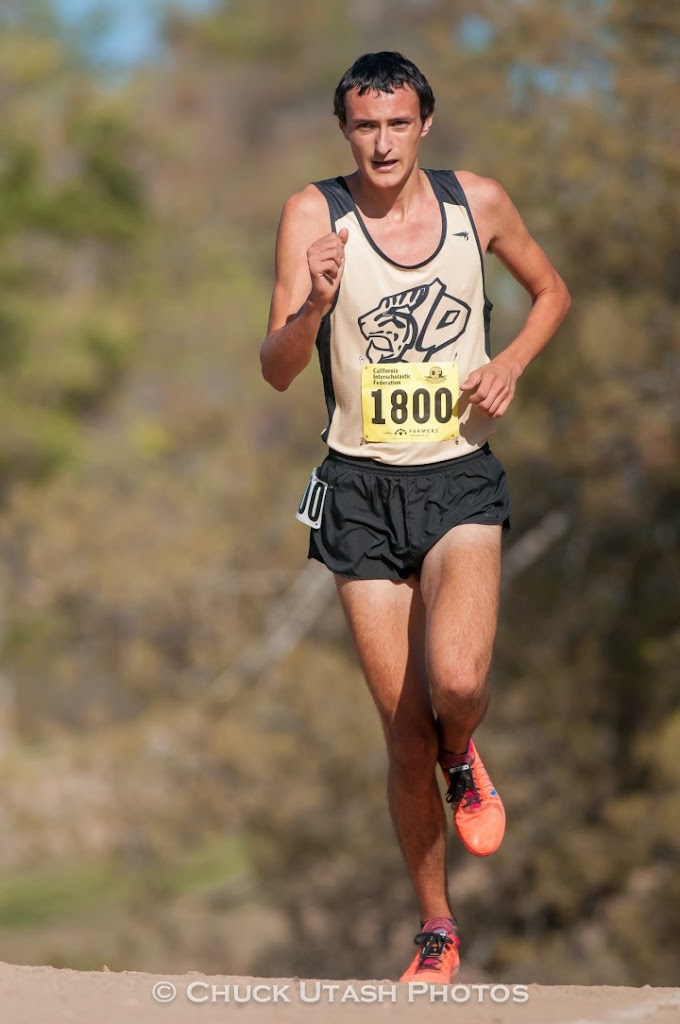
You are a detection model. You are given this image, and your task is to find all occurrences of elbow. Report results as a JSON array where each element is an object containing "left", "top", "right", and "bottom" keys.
[
  {"left": 260, "top": 351, "right": 291, "bottom": 392},
  {"left": 559, "top": 276, "right": 571, "bottom": 320},
  {"left": 544, "top": 274, "right": 570, "bottom": 329}
]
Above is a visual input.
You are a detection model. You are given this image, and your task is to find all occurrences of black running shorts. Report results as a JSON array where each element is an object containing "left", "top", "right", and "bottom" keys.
[{"left": 305, "top": 444, "right": 510, "bottom": 581}]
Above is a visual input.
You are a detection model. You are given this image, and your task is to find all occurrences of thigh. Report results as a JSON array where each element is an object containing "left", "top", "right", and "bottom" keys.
[
  {"left": 419, "top": 523, "right": 502, "bottom": 676},
  {"left": 334, "top": 575, "right": 433, "bottom": 731}
]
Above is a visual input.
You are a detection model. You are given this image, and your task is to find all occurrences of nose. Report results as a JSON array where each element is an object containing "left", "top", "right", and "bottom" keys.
[{"left": 375, "top": 125, "right": 391, "bottom": 156}]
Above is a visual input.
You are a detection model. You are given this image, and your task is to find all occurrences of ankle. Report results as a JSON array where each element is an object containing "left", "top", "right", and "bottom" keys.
[
  {"left": 420, "top": 915, "right": 458, "bottom": 935},
  {"left": 438, "top": 744, "right": 471, "bottom": 770}
]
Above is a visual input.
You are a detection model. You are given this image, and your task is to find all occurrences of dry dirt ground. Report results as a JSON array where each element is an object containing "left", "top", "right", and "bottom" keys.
[{"left": 1, "top": 962, "right": 679, "bottom": 1024}]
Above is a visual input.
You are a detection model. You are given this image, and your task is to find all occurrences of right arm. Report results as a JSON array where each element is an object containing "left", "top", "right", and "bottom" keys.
[{"left": 260, "top": 185, "right": 348, "bottom": 392}]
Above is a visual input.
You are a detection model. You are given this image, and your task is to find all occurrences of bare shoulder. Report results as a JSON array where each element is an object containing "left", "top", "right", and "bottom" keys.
[
  {"left": 279, "top": 183, "right": 331, "bottom": 238},
  {"left": 455, "top": 170, "right": 524, "bottom": 252},
  {"left": 456, "top": 170, "right": 513, "bottom": 213},
  {"left": 269, "top": 183, "right": 333, "bottom": 327}
]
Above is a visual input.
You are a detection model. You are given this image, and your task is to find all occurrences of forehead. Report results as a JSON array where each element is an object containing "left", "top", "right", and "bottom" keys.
[{"left": 343, "top": 84, "right": 420, "bottom": 121}]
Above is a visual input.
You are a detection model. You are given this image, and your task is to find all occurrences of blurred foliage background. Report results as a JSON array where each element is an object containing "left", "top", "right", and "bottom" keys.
[{"left": 0, "top": 0, "right": 677, "bottom": 986}]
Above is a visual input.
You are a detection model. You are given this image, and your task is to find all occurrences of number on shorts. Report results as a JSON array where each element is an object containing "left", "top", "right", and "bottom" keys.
[{"left": 295, "top": 468, "right": 328, "bottom": 529}]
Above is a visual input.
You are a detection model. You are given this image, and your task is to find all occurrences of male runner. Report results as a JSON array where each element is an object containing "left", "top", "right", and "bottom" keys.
[{"left": 260, "top": 52, "right": 570, "bottom": 983}]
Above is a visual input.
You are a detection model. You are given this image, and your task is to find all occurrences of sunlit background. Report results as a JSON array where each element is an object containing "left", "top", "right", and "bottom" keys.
[{"left": 0, "top": 0, "right": 677, "bottom": 985}]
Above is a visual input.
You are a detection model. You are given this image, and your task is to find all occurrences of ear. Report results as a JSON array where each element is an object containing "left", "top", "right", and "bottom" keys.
[
  {"left": 338, "top": 118, "right": 350, "bottom": 141},
  {"left": 420, "top": 114, "right": 433, "bottom": 138}
]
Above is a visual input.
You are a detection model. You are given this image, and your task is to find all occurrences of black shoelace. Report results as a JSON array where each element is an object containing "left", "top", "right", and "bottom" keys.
[
  {"left": 413, "top": 930, "right": 455, "bottom": 970},
  {"left": 445, "top": 763, "right": 481, "bottom": 810}
]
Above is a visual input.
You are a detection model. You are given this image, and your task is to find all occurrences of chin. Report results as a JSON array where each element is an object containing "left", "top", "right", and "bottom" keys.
[{"left": 366, "top": 167, "right": 404, "bottom": 187}]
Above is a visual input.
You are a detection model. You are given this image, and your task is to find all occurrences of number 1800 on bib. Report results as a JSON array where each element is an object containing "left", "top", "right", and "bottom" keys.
[{"left": 361, "top": 362, "right": 459, "bottom": 443}]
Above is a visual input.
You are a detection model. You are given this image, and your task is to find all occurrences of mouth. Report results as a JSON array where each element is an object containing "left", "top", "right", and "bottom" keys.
[{"left": 371, "top": 159, "right": 398, "bottom": 173}]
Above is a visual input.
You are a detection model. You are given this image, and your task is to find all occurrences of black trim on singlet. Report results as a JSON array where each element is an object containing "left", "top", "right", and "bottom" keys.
[
  {"left": 316, "top": 172, "right": 449, "bottom": 271},
  {"left": 336, "top": 174, "right": 447, "bottom": 270},
  {"left": 312, "top": 177, "right": 353, "bottom": 439},
  {"left": 316, "top": 316, "right": 334, "bottom": 443},
  {"left": 427, "top": 169, "right": 494, "bottom": 357},
  {"left": 313, "top": 176, "right": 354, "bottom": 226}
]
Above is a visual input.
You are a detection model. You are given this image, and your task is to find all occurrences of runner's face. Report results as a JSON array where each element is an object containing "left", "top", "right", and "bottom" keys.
[{"left": 340, "top": 86, "right": 432, "bottom": 188}]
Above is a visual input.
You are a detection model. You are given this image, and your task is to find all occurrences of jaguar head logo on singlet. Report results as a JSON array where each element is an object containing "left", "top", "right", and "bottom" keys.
[{"left": 358, "top": 278, "right": 471, "bottom": 364}]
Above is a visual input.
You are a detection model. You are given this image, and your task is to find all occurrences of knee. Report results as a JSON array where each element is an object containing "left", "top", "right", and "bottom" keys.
[
  {"left": 429, "top": 655, "right": 489, "bottom": 711},
  {"left": 383, "top": 717, "right": 438, "bottom": 776}
]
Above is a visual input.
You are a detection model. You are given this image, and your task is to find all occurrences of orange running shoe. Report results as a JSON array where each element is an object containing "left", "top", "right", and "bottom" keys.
[
  {"left": 441, "top": 741, "right": 505, "bottom": 857},
  {"left": 399, "top": 918, "right": 460, "bottom": 983}
]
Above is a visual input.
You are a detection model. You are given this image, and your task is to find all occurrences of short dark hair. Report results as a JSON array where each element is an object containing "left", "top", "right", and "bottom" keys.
[{"left": 333, "top": 51, "right": 435, "bottom": 124}]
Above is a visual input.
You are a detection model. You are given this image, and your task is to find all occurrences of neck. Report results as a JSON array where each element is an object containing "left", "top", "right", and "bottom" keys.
[{"left": 347, "top": 163, "right": 427, "bottom": 220}]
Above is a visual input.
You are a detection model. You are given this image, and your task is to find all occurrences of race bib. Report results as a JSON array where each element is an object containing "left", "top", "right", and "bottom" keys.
[
  {"left": 361, "top": 362, "right": 458, "bottom": 443},
  {"left": 295, "top": 468, "right": 328, "bottom": 529}
]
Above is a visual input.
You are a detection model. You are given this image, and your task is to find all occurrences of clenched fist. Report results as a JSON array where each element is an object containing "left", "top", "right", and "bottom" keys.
[{"left": 308, "top": 227, "right": 349, "bottom": 313}]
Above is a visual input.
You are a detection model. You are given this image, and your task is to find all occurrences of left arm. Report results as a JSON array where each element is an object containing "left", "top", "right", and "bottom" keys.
[{"left": 459, "top": 174, "right": 571, "bottom": 418}]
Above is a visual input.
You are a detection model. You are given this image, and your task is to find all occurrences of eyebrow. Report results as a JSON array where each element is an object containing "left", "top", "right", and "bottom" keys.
[{"left": 352, "top": 115, "right": 416, "bottom": 125}]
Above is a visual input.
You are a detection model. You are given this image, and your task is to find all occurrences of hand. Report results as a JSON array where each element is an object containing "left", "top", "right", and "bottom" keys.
[
  {"left": 307, "top": 227, "right": 349, "bottom": 312},
  {"left": 460, "top": 360, "right": 518, "bottom": 419}
]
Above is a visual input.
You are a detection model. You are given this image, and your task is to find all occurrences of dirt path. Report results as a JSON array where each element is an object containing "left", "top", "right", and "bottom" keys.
[{"left": 2, "top": 962, "right": 679, "bottom": 1023}]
